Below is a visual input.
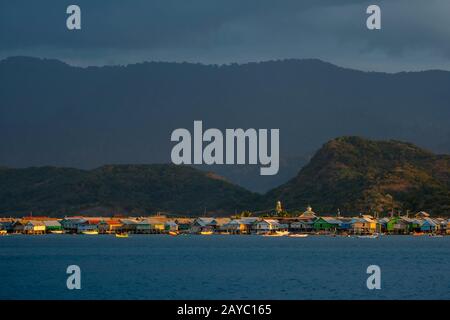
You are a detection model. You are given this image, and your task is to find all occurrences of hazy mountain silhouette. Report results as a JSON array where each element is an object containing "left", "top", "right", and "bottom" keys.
[{"left": 1, "top": 56, "right": 450, "bottom": 191}]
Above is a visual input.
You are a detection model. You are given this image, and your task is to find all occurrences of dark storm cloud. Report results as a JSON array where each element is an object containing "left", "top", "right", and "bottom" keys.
[{"left": 1, "top": 0, "right": 449, "bottom": 71}]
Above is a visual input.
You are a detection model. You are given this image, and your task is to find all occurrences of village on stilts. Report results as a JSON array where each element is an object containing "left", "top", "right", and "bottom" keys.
[{"left": 1, "top": 202, "right": 449, "bottom": 238}]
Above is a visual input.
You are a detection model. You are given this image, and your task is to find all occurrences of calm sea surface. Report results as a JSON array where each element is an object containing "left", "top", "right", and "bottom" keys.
[{"left": 0, "top": 235, "right": 448, "bottom": 300}]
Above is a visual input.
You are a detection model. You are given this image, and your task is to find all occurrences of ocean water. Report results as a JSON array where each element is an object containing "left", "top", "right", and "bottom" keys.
[{"left": 0, "top": 234, "right": 448, "bottom": 300}]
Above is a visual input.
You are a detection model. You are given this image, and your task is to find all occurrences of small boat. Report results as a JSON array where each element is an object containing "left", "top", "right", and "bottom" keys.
[
  {"left": 288, "top": 233, "right": 308, "bottom": 238},
  {"left": 168, "top": 231, "right": 179, "bottom": 236},
  {"left": 263, "top": 231, "right": 289, "bottom": 237},
  {"left": 0, "top": 230, "right": 8, "bottom": 236},
  {"left": 81, "top": 230, "right": 99, "bottom": 235},
  {"left": 413, "top": 232, "right": 424, "bottom": 236},
  {"left": 357, "top": 234, "right": 379, "bottom": 239},
  {"left": 429, "top": 234, "right": 443, "bottom": 238},
  {"left": 262, "top": 233, "right": 282, "bottom": 237},
  {"left": 115, "top": 233, "right": 129, "bottom": 238},
  {"left": 200, "top": 230, "right": 213, "bottom": 235},
  {"left": 50, "top": 230, "right": 64, "bottom": 234}
]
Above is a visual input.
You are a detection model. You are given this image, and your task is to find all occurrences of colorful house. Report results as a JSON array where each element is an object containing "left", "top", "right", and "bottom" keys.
[
  {"left": 436, "top": 218, "right": 448, "bottom": 234},
  {"left": 43, "top": 220, "right": 62, "bottom": 233},
  {"left": 191, "top": 218, "right": 215, "bottom": 233},
  {"left": 313, "top": 217, "right": 341, "bottom": 232},
  {"left": 0, "top": 220, "right": 14, "bottom": 233},
  {"left": 165, "top": 221, "right": 179, "bottom": 232},
  {"left": 119, "top": 219, "right": 139, "bottom": 233},
  {"left": 145, "top": 218, "right": 166, "bottom": 233},
  {"left": 77, "top": 222, "right": 99, "bottom": 233},
  {"left": 73, "top": 218, "right": 100, "bottom": 233},
  {"left": 23, "top": 221, "right": 46, "bottom": 234},
  {"left": 337, "top": 218, "right": 353, "bottom": 233},
  {"left": 98, "top": 219, "right": 123, "bottom": 234},
  {"left": 420, "top": 218, "right": 438, "bottom": 233},
  {"left": 60, "top": 217, "right": 88, "bottom": 233},
  {"left": 400, "top": 217, "right": 422, "bottom": 233},
  {"left": 290, "top": 218, "right": 315, "bottom": 232},
  {"left": 351, "top": 216, "right": 378, "bottom": 234},
  {"left": 386, "top": 217, "right": 409, "bottom": 234},
  {"left": 135, "top": 220, "right": 152, "bottom": 233},
  {"left": 222, "top": 218, "right": 258, "bottom": 234},
  {"left": 174, "top": 218, "right": 194, "bottom": 231},
  {"left": 252, "top": 219, "right": 280, "bottom": 234},
  {"left": 190, "top": 218, "right": 230, "bottom": 233},
  {"left": 12, "top": 220, "right": 26, "bottom": 233}
]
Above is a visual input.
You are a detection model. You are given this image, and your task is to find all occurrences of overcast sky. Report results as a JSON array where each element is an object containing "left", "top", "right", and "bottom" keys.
[{"left": 1, "top": 0, "right": 449, "bottom": 72}]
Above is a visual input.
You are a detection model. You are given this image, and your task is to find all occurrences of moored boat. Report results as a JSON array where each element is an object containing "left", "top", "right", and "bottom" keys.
[
  {"left": 288, "top": 233, "right": 308, "bottom": 238},
  {"left": 200, "top": 230, "right": 213, "bottom": 235},
  {"left": 263, "top": 231, "right": 289, "bottom": 237},
  {"left": 50, "top": 230, "right": 64, "bottom": 234},
  {"left": 81, "top": 230, "right": 99, "bottom": 235},
  {"left": 115, "top": 232, "right": 129, "bottom": 238},
  {"left": 357, "top": 233, "right": 379, "bottom": 239},
  {"left": 168, "top": 231, "right": 179, "bottom": 236}
]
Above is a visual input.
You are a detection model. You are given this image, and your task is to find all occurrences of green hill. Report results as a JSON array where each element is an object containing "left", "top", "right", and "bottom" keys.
[
  {"left": 1, "top": 137, "right": 449, "bottom": 217},
  {"left": 0, "top": 164, "right": 259, "bottom": 217},
  {"left": 267, "top": 136, "right": 450, "bottom": 216}
]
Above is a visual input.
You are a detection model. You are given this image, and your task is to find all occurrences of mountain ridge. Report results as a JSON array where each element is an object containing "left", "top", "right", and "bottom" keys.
[
  {"left": 0, "top": 136, "right": 449, "bottom": 217},
  {"left": 1, "top": 56, "right": 450, "bottom": 192}
]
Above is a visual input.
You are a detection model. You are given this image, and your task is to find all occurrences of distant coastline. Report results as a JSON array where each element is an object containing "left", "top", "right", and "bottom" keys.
[{"left": 1, "top": 207, "right": 448, "bottom": 237}]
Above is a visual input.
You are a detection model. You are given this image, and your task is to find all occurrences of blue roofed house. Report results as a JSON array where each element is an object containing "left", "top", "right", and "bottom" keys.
[
  {"left": 420, "top": 218, "right": 439, "bottom": 233},
  {"left": 378, "top": 217, "right": 390, "bottom": 233},
  {"left": 337, "top": 218, "right": 353, "bottom": 233}
]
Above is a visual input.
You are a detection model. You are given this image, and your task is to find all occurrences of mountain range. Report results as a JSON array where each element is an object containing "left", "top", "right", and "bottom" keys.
[
  {"left": 1, "top": 56, "right": 450, "bottom": 192},
  {"left": 1, "top": 136, "right": 449, "bottom": 217}
]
